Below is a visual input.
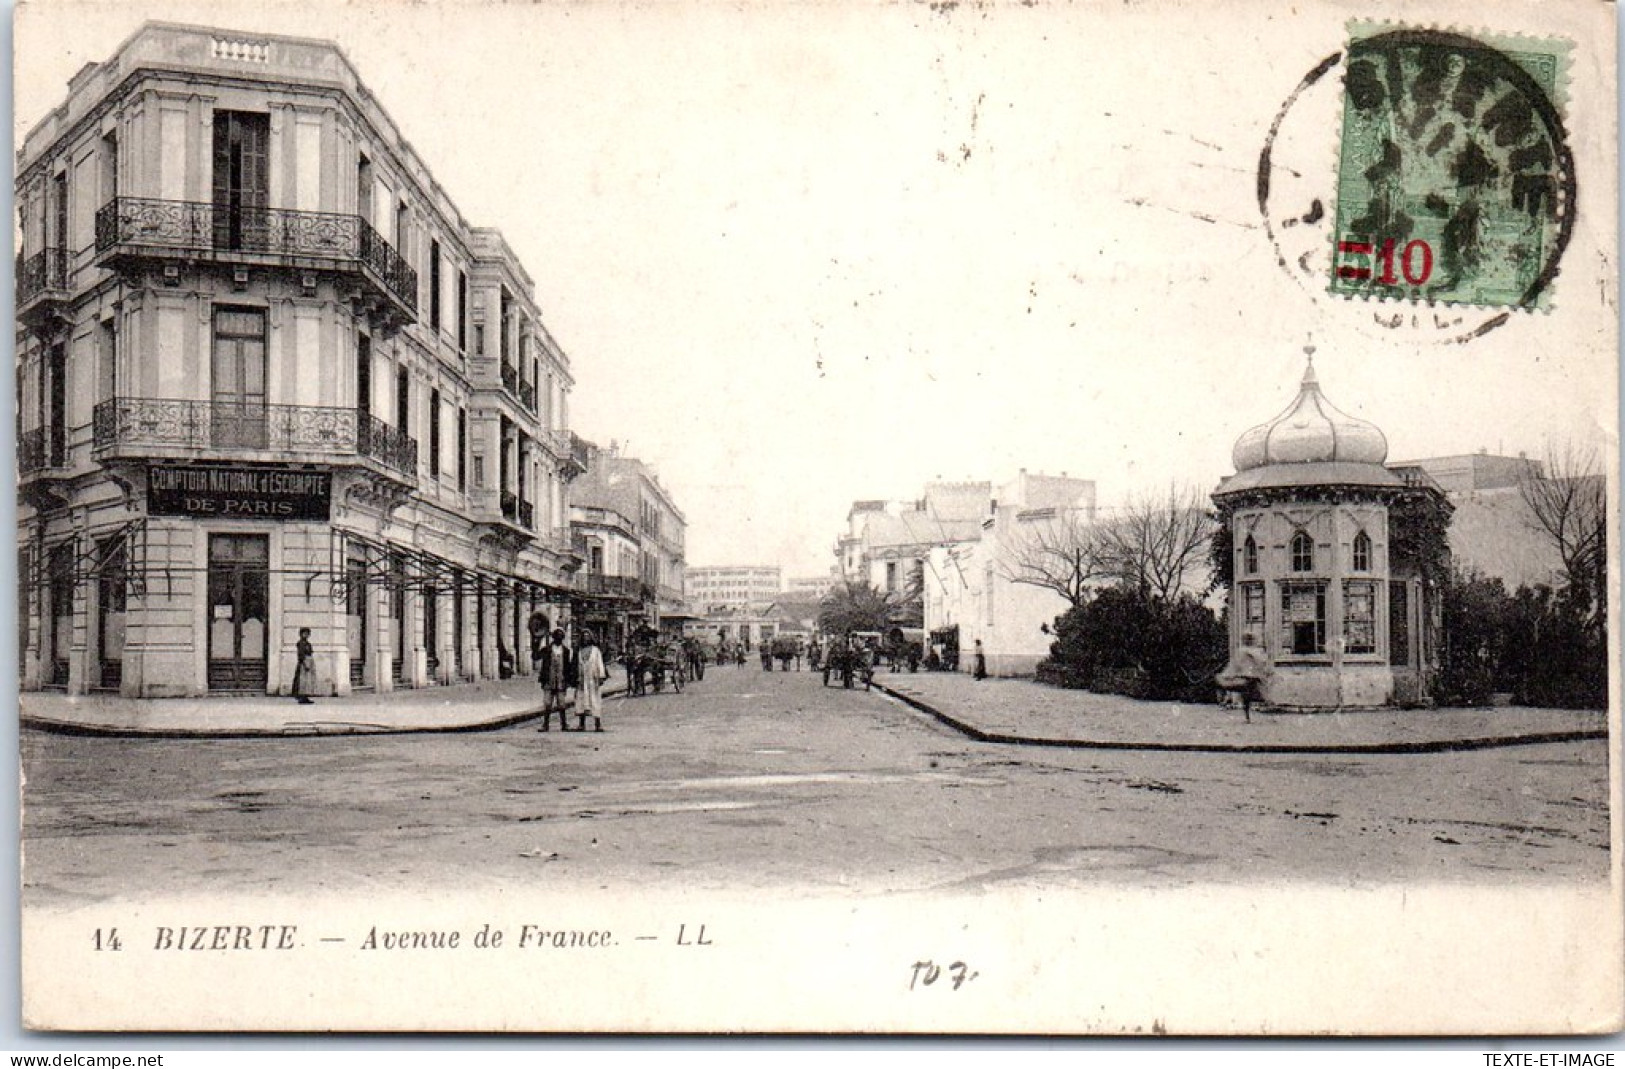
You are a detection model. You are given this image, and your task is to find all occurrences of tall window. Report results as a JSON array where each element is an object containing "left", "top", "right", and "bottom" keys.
[
  {"left": 1280, "top": 581, "right": 1327, "bottom": 656},
  {"left": 457, "top": 407, "right": 468, "bottom": 492},
  {"left": 211, "top": 111, "right": 269, "bottom": 251},
  {"left": 457, "top": 271, "right": 468, "bottom": 351},
  {"left": 429, "top": 388, "right": 441, "bottom": 479},
  {"left": 98, "top": 318, "right": 117, "bottom": 402},
  {"left": 429, "top": 239, "right": 442, "bottom": 331},
  {"left": 1352, "top": 530, "right": 1371, "bottom": 572},
  {"left": 46, "top": 342, "right": 66, "bottom": 465},
  {"left": 101, "top": 131, "right": 119, "bottom": 205},
  {"left": 1242, "top": 534, "right": 1258, "bottom": 575},
  {"left": 1290, "top": 530, "right": 1314, "bottom": 572},
  {"left": 395, "top": 366, "right": 409, "bottom": 432},
  {"left": 211, "top": 308, "right": 267, "bottom": 449},
  {"left": 357, "top": 154, "right": 372, "bottom": 221},
  {"left": 1343, "top": 580, "right": 1376, "bottom": 655}
]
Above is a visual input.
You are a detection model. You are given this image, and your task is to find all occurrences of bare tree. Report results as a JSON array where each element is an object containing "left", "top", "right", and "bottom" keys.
[
  {"left": 1095, "top": 484, "right": 1216, "bottom": 601},
  {"left": 997, "top": 508, "right": 1107, "bottom": 609},
  {"left": 1519, "top": 443, "right": 1607, "bottom": 630}
]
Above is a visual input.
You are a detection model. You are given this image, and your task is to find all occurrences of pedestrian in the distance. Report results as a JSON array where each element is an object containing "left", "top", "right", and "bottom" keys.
[
  {"left": 292, "top": 627, "right": 317, "bottom": 705},
  {"left": 537, "top": 628, "right": 578, "bottom": 732},
  {"left": 972, "top": 639, "right": 988, "bottom": 681},
  {"left": 575, "top": 630, "right": 609, "bottom": 733}
]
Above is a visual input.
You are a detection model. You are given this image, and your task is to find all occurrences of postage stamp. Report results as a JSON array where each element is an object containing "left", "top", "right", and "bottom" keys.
[{"left": 1328, "top": 23, "right": 1575, "bottom": 310}]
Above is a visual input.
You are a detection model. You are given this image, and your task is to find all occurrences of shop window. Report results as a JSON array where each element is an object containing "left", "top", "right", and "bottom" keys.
[
  {"left": 1352, "top": 530, "right": 1371, "bottom": 572},
  {"left": 1279, "top": 580, "right": 1326, "bottom": 656},
  {"left": 1241, "top": 581, "right": 1265, "bottom": 641},
  {"left": 1344, "top": 580, "right": 1376, "bottom": 655},
  {"left": 1290, "top": 530, "right": 1314, "bottom": 573}
]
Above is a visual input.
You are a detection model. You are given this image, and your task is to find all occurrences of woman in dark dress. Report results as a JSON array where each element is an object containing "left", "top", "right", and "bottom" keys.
[{"left": 292, "top": 627, "right": 317, "bottom": 704}]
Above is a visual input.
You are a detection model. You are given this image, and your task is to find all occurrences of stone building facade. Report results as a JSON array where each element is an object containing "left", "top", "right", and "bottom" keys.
[
  {"left": 17, "top": 23, "right": 582, "bottom": 699},
  {"left": 568, "top": 441, "right": 688, "bottom": 633}
]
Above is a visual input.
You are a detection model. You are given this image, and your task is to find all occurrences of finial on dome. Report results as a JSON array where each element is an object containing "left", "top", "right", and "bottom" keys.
[{"left": 1302, "top": 341, "right": 1318, "bottom": 387}]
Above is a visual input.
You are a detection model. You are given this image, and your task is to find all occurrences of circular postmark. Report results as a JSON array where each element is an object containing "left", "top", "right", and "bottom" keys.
[{"left": 1259, "top": 27, "right": 1576, "bottom": 344}]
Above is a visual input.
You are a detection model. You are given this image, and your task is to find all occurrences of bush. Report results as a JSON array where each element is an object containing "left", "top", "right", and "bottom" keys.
[
  {"left": 1438, "top": 570, "right": 1606, "bottom": 710},
  {"left": 1037, "top": 585, "right": 1227, "bottom": 702}
]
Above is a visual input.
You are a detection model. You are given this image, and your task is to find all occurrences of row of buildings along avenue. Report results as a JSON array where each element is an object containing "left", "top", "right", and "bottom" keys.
[
  {"left": 832, "top": 362, "right": 1581, "bottom": 699},
  {"left": 17, "top": 22, "right": 688, "bottom": 699}
]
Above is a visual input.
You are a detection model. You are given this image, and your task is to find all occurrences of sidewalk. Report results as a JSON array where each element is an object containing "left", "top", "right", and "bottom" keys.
[
  {"left": 20, "top": 668, "right": 629, "bottom": 738},
  {"left": 874, "top": 672, "right": 1609, "bottom": 754}
]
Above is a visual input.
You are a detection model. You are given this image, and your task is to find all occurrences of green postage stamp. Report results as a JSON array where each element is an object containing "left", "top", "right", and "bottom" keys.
[{"left": 1328, "top": 23, "right": 1574, "bottom": 310}]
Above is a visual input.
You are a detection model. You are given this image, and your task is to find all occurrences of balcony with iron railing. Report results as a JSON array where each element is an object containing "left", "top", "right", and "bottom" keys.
[
  {"left": 16, "top": 247, "right": 71, "bottom": 327},
  {"left": 581, "top": 574, "right": 651, "bottom": 601},
  {"left": 17, "top": 425, "right": 67, "bottom": 476},
  {"left": 91, "top": 397, "right": 418, "bottom": 481},
  {"left": 93, "top": 198, "right": 418, "bottom": 320},
  {"left": 470, "top": 485, "right": 535, "bottom": 541}
]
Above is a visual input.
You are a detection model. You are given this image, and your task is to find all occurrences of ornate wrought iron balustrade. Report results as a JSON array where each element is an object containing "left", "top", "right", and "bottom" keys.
[
  {"left": 93, "top": 397, "right": 418, "bottom": 479},
  {"left": 518, "top": 379, "right": 538, "bottom": 413},
  {"left": 500, "top": 489, "right": 519, "bottom": 522},
  {"left": 17, "top": 247, "right": 68, "bottom": 305},
  {"left": 94, "top": 197, "right": 418, "bottom": 312},
  {"left": 500, "top": 362, "right": 519, "bottom": 395},
  {"left": 18, "top": 427, "right": 48, "bottom": 473},
  {"left": 356, "top": 411, "right": 420, "bottom": 478},
  {"left": 518, "top": 499, "right": 535, "bottom": 529}
]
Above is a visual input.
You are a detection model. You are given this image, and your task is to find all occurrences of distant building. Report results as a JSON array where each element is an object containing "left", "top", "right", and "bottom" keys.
[
  {"left": 1390, "top": 452, "right": 1568, "bottom": 592},
  {"left": 923, "top": 472, "right": 1098, "bottom": 677},
  {"left": 834, "top": 481, "right": 991, "bottom": 622},
  {"left": 569, "top": 441, "right": 689, "bottom": 632},
  {"left": 569, "top": 503, "right": 646, "bottom": 653},
  {"left": 785, "top": 573, "right": 838, "bottom": 600},
  {"left": 685, "top": 564, "right": 781, "bottom": 611}
]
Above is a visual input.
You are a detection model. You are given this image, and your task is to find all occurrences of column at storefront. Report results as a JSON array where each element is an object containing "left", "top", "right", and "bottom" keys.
[
  {"left": 454, "top": 572, "right": 472, "bottom": 682},
  {"left": 428, "top": 582, "right": 451, "bottom": 684},
  {"left": 405, "top": 576, "right": 427, "bottom": 688},
  {"left": 480, "top": 579, "right": 499, "bottom": 680},
  {"left": 278, "top": 524, "right": 344, "bottom": 698},
  {"left": 373, "top": 570, "right": 394, "bottom": 693}
]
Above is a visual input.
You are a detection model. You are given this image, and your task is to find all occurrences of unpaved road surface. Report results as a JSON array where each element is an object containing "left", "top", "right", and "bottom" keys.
[{"left": 21, "top": 664, "right": 1610, "bottom": 907}]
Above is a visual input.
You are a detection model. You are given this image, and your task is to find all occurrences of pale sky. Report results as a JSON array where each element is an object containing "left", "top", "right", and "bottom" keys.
[{"left": 13, "top": 0, "right": 1618, "bottom": 577}]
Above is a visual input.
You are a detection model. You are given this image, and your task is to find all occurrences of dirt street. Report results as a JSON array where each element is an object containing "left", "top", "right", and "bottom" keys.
[{"left": 20, "top": 664, "right": 1610, "bottom": 907}]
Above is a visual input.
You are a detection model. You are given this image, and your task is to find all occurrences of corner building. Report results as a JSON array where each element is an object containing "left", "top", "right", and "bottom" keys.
[{"left": 17, "top": 23, "right": 583, "bottom": 698}]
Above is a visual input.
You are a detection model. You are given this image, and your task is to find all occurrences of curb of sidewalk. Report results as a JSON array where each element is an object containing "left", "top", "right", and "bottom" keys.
[
  {"left": 871, "top": 680, "right": 1608, "bottom": 755},
  {"left": 20, "top": 685, "right": 630, "bottom": 740}
]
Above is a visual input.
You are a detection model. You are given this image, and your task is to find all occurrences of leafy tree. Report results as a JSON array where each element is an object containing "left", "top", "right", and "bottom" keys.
[
  {"left": 817, "top": 580, "right": 909, "bottom": 635},
  {"left": 1039, "top": 583, "right": 1226, "bottom": 702}
]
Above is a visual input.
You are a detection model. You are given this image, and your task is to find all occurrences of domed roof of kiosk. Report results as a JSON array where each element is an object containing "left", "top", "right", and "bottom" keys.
[{"left": 1220, "top": 356, "right": 1400, "bottom": 494}]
